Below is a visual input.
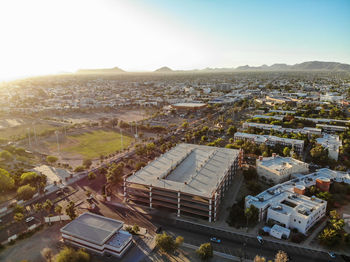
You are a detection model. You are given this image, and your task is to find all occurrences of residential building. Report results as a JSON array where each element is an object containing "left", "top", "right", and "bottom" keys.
[
  {"left": 243, "top": 122, "right": 322, "bottom": 136},
  {"left": 316, "top": 124, "right": 348, "bottom": 133},
  {"left": 234, "top": 132, "right": 304, "bottom": 155},
  {"left": 60, "top": 212, "right": 132, "bottom": 257},
  {"left": 125, "top": 143, "right": 240, "bottom": 222},
  {"left": 316, "top": 134, "right": 342, "bottom": 160}
]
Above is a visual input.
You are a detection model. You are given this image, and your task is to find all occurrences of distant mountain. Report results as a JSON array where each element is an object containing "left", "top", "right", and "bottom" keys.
[
  {"left": 76, "top": 67, "right": 125, "bottom": 74},
  {"left": 234, "top": 61, "right": 350, "bottom": 71},
  {"left": 154, "top": 66, "right": 173, "bottom": 73},
  {"left": 292, "top": 61, "right": 350, "bottom": 71}
]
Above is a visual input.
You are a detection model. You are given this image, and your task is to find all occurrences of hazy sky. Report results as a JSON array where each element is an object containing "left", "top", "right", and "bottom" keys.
[{"left": 0, "top": 0, "right": 349, "bottom": 79}]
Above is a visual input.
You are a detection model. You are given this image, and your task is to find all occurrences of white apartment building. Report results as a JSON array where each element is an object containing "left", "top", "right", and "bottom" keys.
[
  {"left": 234, "top": 132, "right": 304, "bottom": 155},
  {"left": 243, "top": 122, "right": 322, "bottom": 136},
  {"left": 316, "top": 134, "right": 342, "bottom": 160},
  {"left": 245, "top": 169, "right": 350, "bottom": 234},
  {"left": 320, "top": 93, "right": 344, "bottom": 103},
  {"left": 316, "top": 124, "right": 348, "bottom": 133},
  {"left": 257, "top": 155, "right": 309, "bottom": 184}
]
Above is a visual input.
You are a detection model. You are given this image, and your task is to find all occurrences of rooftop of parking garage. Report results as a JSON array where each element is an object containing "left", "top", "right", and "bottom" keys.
[{"left": 126, "top": 143, "right": 239, "bottom": 198}]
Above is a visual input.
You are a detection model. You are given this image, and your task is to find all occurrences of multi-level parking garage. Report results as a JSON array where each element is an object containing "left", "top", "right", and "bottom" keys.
[{"left": 124, "top": 143, "right": 240, "bottom": 222}]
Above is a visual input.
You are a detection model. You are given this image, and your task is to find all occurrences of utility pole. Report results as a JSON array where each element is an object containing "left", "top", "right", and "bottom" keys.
[
  {"left": 33, "top": 123, "right": 37, "bottom": 145},
  {"left": 27, "top": 128, "right": 31, "bottom": 148},
  {"left": 120, "top": 128, "right": 123, "bottom": 150},
  {"left": 55, "top": 131, "right": 60, "bottom": 155}
]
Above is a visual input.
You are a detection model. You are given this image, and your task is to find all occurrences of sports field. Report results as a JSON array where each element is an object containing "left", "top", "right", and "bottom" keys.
[{"left": 62, "top": 130, "right": 134, "bottom": 159}]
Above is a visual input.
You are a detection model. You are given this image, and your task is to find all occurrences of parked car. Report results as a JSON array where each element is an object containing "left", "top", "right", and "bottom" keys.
[
  {"left": 209, "top": 237, "right": 221, "bottom": 243},
  {"left": 328, "top": 252, "right": 336, "bottom": 258},
  {"left": 25, "top": 217, "right": 34, "bottom": 223},
  {"left": 257, "top": 235, "right": 264, "bottom": 244}
]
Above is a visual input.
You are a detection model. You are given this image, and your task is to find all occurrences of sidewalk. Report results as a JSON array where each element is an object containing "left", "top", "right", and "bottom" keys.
[{"left": 183, "top": 243, "right": 252, "bottom": 262}]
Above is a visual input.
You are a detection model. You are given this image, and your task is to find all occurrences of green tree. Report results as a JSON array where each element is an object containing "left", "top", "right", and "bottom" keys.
[
  {"left": 244, "top": 205, "right": 259, "bottom": 227},
  {"left": 196, "top": 243, "right": 213, "bottom": 260},
  {"left": 132, "top": 224, "right": 140, "bottom": 234},
  {"left": 65, "top": 201, "right": 76, "bottom": 220},
  {"left": 83, "top": 159, "right": 92, "bottom": 169},
  {"left": 274, "top": 250, "right": 289, "bottom": 262},
  {"left": 17, "top": 184, "right": 36, "bottom": 200},
  {"left": 87, "top": 172, "right": 96, "bottom": 181},
  {"left": 14, "top": 212, "right": 24, "bottom": 223},
  {"left": 55, "top": 247, "right": 90, "bottom": 262},
  {"left": 55, "top": 204, "right": 63, "bottom": 214},
  {"left": 20, "top": 172, "right": 40, "bottom": 186},
  {"left": 254, "top": 255, "right": 266, "bottom": 262},
  {"left": 0, "top": 168, "right": 14, "bottom": 193},
  {"left": 0, "top": 150, "right": 13, "bottom": 161},
  {"left": 155, "top": 232, "right": 177, "bottom": 253},
  {"left": 74, "top": 166, "right": 85, "bottom": 172},
  {"left": 227, "top": 126, "right": 237, "bottom": 136},
  {"left": 182, "top": 121, "right": 189, "bottom": 129},
  {"left": 46, "top": 156, "right": 58, "bottom": 164},
  {"left": 283, "top": 147, "right": 291, "bottom": 157},
  {"left": 43, "top": 199, "right": 53, "bottom": 212},
  {"left": 146, "top": 142, "right": 156, "bottom": 156},
  {"left": 175, "top": 236, "right": 184, "bottom": 247}
]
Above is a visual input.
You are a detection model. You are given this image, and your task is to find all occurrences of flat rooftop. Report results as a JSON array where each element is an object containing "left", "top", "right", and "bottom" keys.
[
  {"left": 172, "top": 103, "right": 206, "bottom": 108},
  {"left": 60, "top": 212, "right": 123, "bottom": 245},
  {"left": 246, "top": 168, "right": 350, "bottom": 210},
  {"left": 258, "top": 156, "right": 308, "bottom": 172},
  {"left": 33, "top": 165, "right": 71, "bottom": 185},
  {"left": 126, "top": 143, "right": 239, "bottom": 198},
  {"left": 235, "top": 132, "right": 304, "bottom": 145},
  {"left": 106, "top": 230, "right": 131, "bottom": 249}
]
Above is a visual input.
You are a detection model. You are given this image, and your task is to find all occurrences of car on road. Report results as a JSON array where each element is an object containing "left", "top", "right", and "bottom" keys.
[
  {"left": 257, "top": 235, "right": 264, "bottom": 244},
  {"left": 328, "top": 252, "right": 336, "bottom": 258},
  {"left": 209, "top": 237, "right": 221, "bottom": 243},
  {"left": 25, "top": 217, "right": 34, "bottom": 223}
]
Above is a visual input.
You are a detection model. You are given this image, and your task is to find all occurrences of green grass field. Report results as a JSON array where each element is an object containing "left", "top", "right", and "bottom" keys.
[
  {"left": 0, "top": 123, "right": 59, "bottom": 140},
  {"left": 62, "top": 130, "right": 134, "bottom": 159}
]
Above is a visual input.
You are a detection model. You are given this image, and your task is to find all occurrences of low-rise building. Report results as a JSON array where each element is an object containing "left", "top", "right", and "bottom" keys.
[
  {"left": 125, "top": 143, "right": 240, "bottom": 222},
  {"left": 316, "top": 124, "right": 348, "bottom": 133},
  {"left": 257, "top": 155, "right": 309, "bottom": 184},
  {"left": 60, "top": 212, "right": 132, "bottom": 257},
  {"left": 243, "top": 122, "right": 322, "bottom": 136},
  {"left": 316, "top": 134, "right": 342, "bottom": 160},
  {"left": 245, "top": 169, "right": 350, "bottom": 234},
  {"left": 234, "top": 132, "right": 304, "bottom": 155}
]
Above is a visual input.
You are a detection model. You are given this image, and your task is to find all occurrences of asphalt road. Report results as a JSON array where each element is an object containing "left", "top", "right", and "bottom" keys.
[{"left": 159, "top": 219, "right": 344, "bottom": 262}]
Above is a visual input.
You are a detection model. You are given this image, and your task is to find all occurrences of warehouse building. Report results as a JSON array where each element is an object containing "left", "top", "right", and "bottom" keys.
[
  {"left": 124, "top": 143, "right": 240, "bottom": 222},
  {"left": 60, "top": 212, "right": 132, "bottom": 257}
]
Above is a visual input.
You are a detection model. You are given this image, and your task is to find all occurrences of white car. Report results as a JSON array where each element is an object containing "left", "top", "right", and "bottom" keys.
[{"left": 25, "top": 217, "right": 34, "bottom": 223}]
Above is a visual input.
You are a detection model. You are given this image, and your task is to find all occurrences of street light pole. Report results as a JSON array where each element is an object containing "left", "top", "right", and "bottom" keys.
[{"left": 55, "top": 131, "right": 60, "bottom": 155}]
